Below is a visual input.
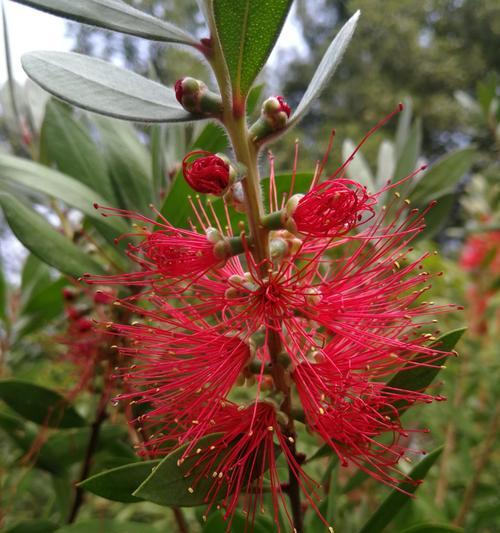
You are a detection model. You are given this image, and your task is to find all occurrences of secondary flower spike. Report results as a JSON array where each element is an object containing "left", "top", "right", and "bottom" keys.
[{"left": 182, "top": 150, "right": 234, "bottom": 195}]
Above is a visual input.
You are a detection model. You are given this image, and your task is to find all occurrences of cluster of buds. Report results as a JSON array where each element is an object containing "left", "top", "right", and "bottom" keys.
[{"left": 84, "top": 102, "right": 459, "bottom": 530}]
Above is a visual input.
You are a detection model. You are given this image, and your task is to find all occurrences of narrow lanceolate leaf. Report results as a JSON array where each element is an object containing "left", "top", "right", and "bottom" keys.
[
  {"left": 342, "top": 138, "right": 375, "bottom": 191},
  {"left": 0, "top": 193, "right": 104, "bottom": 277},
  {"left": 96, "top": 116, "right": 153, "bottom": 213},
  {"left": 133, "top": 434, "right": 221, "bottom": 507},
  {"left": 212, "top": 0, "right": 292, "bottom": 99},
  {"left": 289, "top": 11, "right": 360, "bottom": 129},
  {"left": 384, "top": 328, "right": 466, "bottom": 416},
  {"left": 22, "top": 51, "right": 202, "bottom": 123},
  {"left": 410, "top": 148, "right": 476, "bottom": 205},
  {"left": 0, "top": 154, "right": 122, "bottom": 230},
  {"left": 40, "top": 99, "right": 115, "bottom": 202},
  {"left": 0, "top": 379, "right": 85, "bottom": 428},
  {"left": 11, "top": 0, "right": 198, "bottom": 46},
  {"left": 358, "top": 447, "right": 444, "bottom": 533},
  {"left": 79, "top": 460, "right": 160, "bottom": 503}
]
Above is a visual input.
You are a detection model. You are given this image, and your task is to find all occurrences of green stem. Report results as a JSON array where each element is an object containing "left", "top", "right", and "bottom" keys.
[{"left": 206, "top": 28, "right": 303, "bottom": 532}]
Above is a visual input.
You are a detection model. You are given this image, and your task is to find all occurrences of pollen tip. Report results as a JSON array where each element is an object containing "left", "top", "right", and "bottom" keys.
[{"left": 398, "top": 102, "right": 404, "bottom": 111}]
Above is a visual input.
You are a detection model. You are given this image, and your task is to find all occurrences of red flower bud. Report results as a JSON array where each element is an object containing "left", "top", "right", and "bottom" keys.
[{"left": 182, "top": 151, "right": 232, "bottom": 195}]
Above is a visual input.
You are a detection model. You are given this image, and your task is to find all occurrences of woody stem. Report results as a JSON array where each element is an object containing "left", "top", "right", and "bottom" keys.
[{"left": 207, "top": 37, "right": 303, "bottom": 532}]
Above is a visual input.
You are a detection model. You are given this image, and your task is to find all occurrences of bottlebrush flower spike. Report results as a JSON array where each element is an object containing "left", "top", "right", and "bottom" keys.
[
  {"left": 284, "top": 177, "right": 376, "bottom": 237},
  {"left": 83, "top": 105, "right": 459, "bottom": 531},
  {"left": 88, "top": 204, "right": 235, "bottom": 284},
  {"left": 182, "top": 151, "right": 234, "bottom": 196}
]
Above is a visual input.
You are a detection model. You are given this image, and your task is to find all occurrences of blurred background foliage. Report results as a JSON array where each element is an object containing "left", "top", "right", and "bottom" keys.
[{"left": 0, "top": 1, "right": 499, "bottom": 532}]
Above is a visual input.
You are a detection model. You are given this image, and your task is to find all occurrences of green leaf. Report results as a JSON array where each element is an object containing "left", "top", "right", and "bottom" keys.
[
  {"left": 0, "top": 154, "right": 121, "bottom": 229},
  {"left": 55, "top": 520, "right": 159, "bottom": 533},
  {"left": 383, "top": 328, "right": 466, "bottom": 416},
  {"left": 40, "top": 99, "right": 115, "bottom": 202},
  {"left": 96, "top": 116, "right": 153, "bottom": 213},
  {"left": 289, "top": 11, "right": 360, "bottom": 130},
  {"left": 212, "top": 0, "right": 292, "bottom": 98},
  {"left": 399, "top": 524, "right": 463, "bottom": 533},
  {"left": 202, "top": 511, "right": 272, "bottom": 533},
  {"left": 395, "top": 97, "right": 413, "bottom": 157},
  {"left": 417, "top": 194, "right": 455, "bottom": 240},
  {"left": 410, "top": 148, "right": 476, "bottom": 205},
  {"left": 358, "top": 447, "right": 444, "bottom": 533},
  {"left": 12, "top": 0, "right": 198, "bottom": 46},
  {"left": 79, "top": 460, "right": 160, "bottom": 503},
  {"left": 342, "top": 138, "right": 375, "bottom": 191},
  {"left": 4, "top": 520, "right": 58, "bottom": 533},
  {"left": 40, "top": 425, "right": 134, "bottom": 474},
  {"left": 22, "top": 51, "right": 201, "bottom": 123},
  {"left": 133, "top": 434, "right": 221, "bottom": 507},
  {"left": 0, "top": 193, "right": 104, "bottom": 277},
  {"left": 376, "top": 140, "right": 396, "bottom": 187},
  {"left": 393, "top": 117, "right": 422, "bottom": 183},
  {"left": 151, "top": 125, "right": 166, "bottom": 202},
  {"left": 0, "top": 379, "right": 85, "bottom": 428}
]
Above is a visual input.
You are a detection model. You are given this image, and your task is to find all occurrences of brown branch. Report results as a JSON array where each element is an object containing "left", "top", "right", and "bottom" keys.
[{"left": 67, "top": 384, "right": 109, "bottom": 523}]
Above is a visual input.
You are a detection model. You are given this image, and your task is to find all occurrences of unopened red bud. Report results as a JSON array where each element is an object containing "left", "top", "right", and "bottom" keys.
[{"left": 182, "top": 150, "right": 232, "bottom": 195}]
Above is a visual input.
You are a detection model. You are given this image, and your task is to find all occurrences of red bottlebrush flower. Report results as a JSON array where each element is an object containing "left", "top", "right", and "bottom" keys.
[
  {"left": 112, "top": 313, "right": 252, "bottom": 451},
  {"left": 169, "top": 401, "right": 328, "bottom": 530},
  {"left": 83, "top": 105, "right": 458, "bottom": 529},
  {"left": 285, "top": 178, "right": 376, "bottom": 238},
  {"left": 182, "top": 151, "right": 232, "bottom": 195},
  {"left": 292, "top": 344, "right": 436, "bottom": 487},
  {"left": 87, "top": 204, "right": 231, "bottom": 286},
  {"left": 460, "top": 230, "right": 500, "bottom": 275}
]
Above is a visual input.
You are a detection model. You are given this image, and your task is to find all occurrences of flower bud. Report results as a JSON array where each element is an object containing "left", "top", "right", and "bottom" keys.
[
  {"left": 249, "top": 95, "right": 291, "bottom": 143},
  {"left": 262, "top": 96, "right": 291, "bottom": 128},
  {"left": 182, "top": 151, "right": 234, "bottom": 195},
  {"left": 174, "top": 77, "right": 222, "bottom": 116}
]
